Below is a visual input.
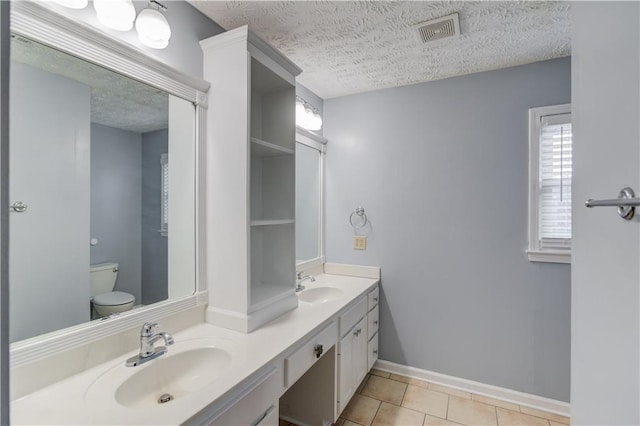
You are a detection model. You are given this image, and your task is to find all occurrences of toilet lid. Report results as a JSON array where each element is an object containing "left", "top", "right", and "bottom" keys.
[{"left": 93, "top": 291, "right": 134, "bottom": 306}]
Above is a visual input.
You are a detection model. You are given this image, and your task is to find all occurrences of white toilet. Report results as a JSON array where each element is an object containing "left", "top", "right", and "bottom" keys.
[{"left": 90, "top": 262, "right": 135, "bottom": 318}]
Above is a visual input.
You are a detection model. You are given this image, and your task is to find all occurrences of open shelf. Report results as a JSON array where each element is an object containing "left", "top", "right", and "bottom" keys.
[
  {"left": 251, "top": 219, "right": 294, "bottom": 226},
  {"left": 251, "top": 137, "right": 294, "bottom": 157}
]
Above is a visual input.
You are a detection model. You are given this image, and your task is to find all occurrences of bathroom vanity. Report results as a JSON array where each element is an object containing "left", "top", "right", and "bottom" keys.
[{"left": 11, "top": 268, "right": 380, "bottom": 425}]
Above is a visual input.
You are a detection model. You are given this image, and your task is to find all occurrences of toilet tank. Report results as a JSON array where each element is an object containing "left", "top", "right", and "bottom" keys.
[{"left": 90, "top": 262, "right": 119, "bottom": 297}]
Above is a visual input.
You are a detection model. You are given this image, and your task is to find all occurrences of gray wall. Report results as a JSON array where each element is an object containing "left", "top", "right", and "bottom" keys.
[
  {"left": 324, "top": 57, "right": 572, "bottom": 401},
  {"left": 90, "top": 123, "right": 142, "bottom": 304},
  {"left": 43, "top": 0, "right": 225, "bottom": 79},
  {"left": 141, "top": 129, "right": 168, "bottom": 305}
]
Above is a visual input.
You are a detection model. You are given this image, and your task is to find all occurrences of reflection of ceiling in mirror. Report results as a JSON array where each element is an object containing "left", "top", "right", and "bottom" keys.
[{"left": 11, "top": 35, "right": 168, "bottom": 134}]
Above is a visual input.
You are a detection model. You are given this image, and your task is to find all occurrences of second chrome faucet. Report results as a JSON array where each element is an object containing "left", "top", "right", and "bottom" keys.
[
  {"left": 296, "top": 271, "right": 315, "bottom": 293},
  {"left": 126, "top": 322, "right": 174, "bottom": 367}
]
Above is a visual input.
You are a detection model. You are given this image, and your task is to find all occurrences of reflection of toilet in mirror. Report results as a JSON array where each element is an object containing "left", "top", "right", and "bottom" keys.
[{"left": 90, "top": 263, "right": 135, "bottom": 318}]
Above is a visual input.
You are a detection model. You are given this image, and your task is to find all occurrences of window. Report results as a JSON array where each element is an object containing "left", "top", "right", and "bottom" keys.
[
  {"left": 528, "top": 104, "right": 572, "bottom": 263},
  {"left": 160, "top": 153, "right": 168, "bottom": 237}
]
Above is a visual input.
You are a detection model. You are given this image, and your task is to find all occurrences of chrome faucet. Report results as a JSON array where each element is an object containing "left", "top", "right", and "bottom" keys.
[
  {"left": 125, "top": 322, "right": 174, "bottom": 367},
  {"left": 296, "top": 271, "right": 316, "bottom": 293}
]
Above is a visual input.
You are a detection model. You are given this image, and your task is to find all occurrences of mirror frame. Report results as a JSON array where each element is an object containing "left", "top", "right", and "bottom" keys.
[
  {"left": 295, "top": 126, "right": 327, "bottom": 271},
  {"left": 9, "top": 1, "right": 210, "bottom": 368}
]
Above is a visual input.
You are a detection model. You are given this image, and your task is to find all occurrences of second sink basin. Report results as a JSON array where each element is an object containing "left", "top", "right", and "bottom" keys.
[{"left": 298, "top": 286, "right": 344, "bottom": 304}]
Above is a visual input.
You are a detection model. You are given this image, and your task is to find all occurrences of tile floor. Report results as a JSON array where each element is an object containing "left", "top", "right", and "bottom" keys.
[{"left": 280, "top": 369, "right": 570, "bottom": 426}]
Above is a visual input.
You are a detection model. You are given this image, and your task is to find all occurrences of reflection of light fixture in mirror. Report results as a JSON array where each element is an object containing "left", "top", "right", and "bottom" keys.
[
  {"left": 94, "top": 0, "right": 136, "bottom": 31},
  {"left": 296, "top": 96, "right": 323, "bottom": 131},
  {"left": 135, "top": 0, "right": 171, "bottom": 49},
  {"left": 54, "top": 0, "right": 88, "bottom": 9}
]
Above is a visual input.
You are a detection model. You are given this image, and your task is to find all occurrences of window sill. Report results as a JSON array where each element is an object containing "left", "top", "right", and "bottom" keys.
[{"left": 527, "top": 250, "right": 571, "bottom": 264}]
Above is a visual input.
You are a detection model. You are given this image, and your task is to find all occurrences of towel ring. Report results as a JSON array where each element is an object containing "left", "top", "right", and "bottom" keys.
[{"left": 349, "top": 207, "right": 368, "bottom": 229}]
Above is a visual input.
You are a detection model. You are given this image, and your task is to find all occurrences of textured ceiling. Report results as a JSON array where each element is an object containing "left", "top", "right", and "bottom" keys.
[
  {"left": 190, "top": 1, "right": 571, "bottom": 99},
  {"left": 12, "top": 36, "right": 168, "bottom": 133}
]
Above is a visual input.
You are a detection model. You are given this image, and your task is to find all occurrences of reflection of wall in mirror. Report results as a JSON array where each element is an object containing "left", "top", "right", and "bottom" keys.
[
  {"left": 295, "top": 143, "right": 320, "bottom": 262},
  {"left": 90, "top": 125, "right": 169, "bottom": 307},
  {"left": 142, "top": 129, "right": 168, "bottom": 305},
  {"left": 90, "top": 123, "right": 142, "bottom": 304},
  {"left": 9, "top": 62, "right": 90, "bottom": 342}
]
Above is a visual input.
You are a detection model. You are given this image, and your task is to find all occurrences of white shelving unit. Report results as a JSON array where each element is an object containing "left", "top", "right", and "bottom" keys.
[{"left": 202, "top": 26, "right": 302, "bottom": 332}]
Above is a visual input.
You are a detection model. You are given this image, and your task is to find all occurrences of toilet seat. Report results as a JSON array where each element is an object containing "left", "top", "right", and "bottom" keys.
[{"left": 93, "top": 291, "right": 134, "bottom": 307}]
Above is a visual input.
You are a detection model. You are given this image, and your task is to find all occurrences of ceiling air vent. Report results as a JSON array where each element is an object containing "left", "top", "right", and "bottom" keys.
[{"left": 414, "top": 13, "right": 460, "bottom": 43}]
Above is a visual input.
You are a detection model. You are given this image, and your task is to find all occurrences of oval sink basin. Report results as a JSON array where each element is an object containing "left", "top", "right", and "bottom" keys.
[
  {"left": 298, "top": 286, "right": 344, "bottom": 304},
  {"left": 115, "top": 347, "right": 231, "bottom": 408},
  {"left": 85, "top": 337, "right": 235, "bottom": 410}
]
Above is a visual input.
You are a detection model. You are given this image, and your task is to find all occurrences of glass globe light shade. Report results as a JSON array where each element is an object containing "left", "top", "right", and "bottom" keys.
[
  {"left": 94, "top": 0, "right": 136, "bottom": 31},
  {"left": 135, "top": 8, "right": 172, "bottom": 49}
]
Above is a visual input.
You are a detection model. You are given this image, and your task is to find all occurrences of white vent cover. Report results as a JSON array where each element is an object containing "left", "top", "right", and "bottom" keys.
[{"left": 414, "top": 13, "right": 460, "bottom": 43}]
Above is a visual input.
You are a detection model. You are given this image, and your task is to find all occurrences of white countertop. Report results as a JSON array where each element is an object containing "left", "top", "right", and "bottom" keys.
[{"left": 11, "top": 273, "right": 379, "bottom": 425}]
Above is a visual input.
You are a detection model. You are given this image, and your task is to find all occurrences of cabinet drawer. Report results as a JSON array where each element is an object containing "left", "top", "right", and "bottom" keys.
[
  {"left": 285, "top": 321, "right": 337, "bottom": 387},
  {"left": 368, "top": 286, "right": 379, "bottom": 311},
  {"left": 210, "top": 368, "right": 280, "bottom": 425},
  {"left": 367, "top": 305, "right": 379, "bottom": 341},
  {"left": 339, "top": 296, "right": 367, "bottom": 338},
  {"left": 368, "top": 334, "right": 378, "bottom": 371}
]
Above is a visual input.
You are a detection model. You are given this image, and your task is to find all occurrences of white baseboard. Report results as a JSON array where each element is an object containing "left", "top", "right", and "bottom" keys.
[{"left": 374, "top": 360, "right": 570, "bottom": 418}]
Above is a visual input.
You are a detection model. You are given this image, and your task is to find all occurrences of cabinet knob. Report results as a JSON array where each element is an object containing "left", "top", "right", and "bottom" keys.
[
  {"left": 373, "top": 349, "right": 378, "bottom": 355},
  {"left": 373, "top": 320, "right": 378, "bottom": 325},
  {"left": 373, "top": 297, "right": 378, "bottom": 302},
  {"left": 314, "top": 344, "right": 323, "bottom": 358}
]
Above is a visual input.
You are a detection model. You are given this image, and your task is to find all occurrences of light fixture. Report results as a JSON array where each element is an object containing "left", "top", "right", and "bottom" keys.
[
  {"left": 135, "top": 0, "right": 171, "bottom": 49},
  {"left": 94, "top": 0, "right": 136, "bottom": 32},
  {"left": 54, "top": 0, "right": 88, "bottom": 9},
  {"left": 296, "top": 97, "right": 323, "bottom": 132}
]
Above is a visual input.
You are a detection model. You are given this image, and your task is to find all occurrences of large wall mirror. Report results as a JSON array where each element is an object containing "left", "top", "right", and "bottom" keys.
[
  {"left": 9, "top": 2, "right": 208, "bottom": 350},
  {"left": 295, "top": 129, "right": 326, "bottom": 266}
]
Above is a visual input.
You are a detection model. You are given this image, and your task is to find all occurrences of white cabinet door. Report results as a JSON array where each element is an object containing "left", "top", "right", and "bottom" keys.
[
  {"left": 352, "top": 317, "right": 368, "bottom": 388},
  {"left": 337, "top": 327, "right": 354, "bottom": 414},
  {"left": 338, "top": 317, "right": 367, "bottom": 414}
]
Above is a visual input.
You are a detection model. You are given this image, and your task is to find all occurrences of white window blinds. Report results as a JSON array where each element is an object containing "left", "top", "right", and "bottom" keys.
[
  {"left": 538, "top": 113, "right": 572, "bottom": 248},
  {"left": 161, "top": 153, "right": 168, "bottom": 237}
]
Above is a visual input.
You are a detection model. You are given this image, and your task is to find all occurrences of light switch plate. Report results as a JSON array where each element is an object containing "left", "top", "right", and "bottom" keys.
[{"left": 353, "top": 236, "right": 367, "bottom": 250}]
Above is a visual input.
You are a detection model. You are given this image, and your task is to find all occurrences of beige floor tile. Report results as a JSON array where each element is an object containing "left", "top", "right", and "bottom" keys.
[
  {"left": 333, "top": 419, "right": 346, "bottom": 426},
  {"left": 429, "top": 383, "right": 472, "bottom": 399},
  {"left": 361, "top": 375, "right": 408, "bottom": 405},
  {"left": 402, "top": 385, "right": 449, "bottom": 418},
  {"left": 373, "top": 402, "right": 425, "bottom": 426},
  {"left": 497, "top": 408, "right": 550, "bottom": 426},
  {"left": 356, "top": 374, "right": 371, "bottom": 394},
  {"left": 342, "top": 394, "right": 381, "bottom": 426},
  {"left": 519, "top": 407, "right": 569, "bottom": 424},
  {"left": 424, "top": 415, "right": 464, "bottom": 426},
  {"left": 390, "top": 373, "right": 430, "bottom": 388},
  {"left": 343, "top": 421, "right": 362, "bottom": 426},
  {"left": 370, "top": 369, "right": 391, "bottom": 378},
  {"left": 447, "top": 395, "right": 497, "bottom": 426},
  {"left": 472, "top": 394, "right": 520, "bottom": 411},
  {"left": 549, "top": 422, "right": 568, "bottom": 426}
]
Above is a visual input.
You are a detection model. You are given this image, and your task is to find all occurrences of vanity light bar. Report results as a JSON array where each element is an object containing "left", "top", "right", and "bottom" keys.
[
  {"left": 54, "top": 0, "right": 172, "bottom": 50},
  {"left": 296, "top": 96, "right": 323, "bottom": 132}
]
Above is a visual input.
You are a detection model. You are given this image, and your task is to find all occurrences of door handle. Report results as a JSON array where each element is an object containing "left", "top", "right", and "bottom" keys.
[{"left": 10, "top": 201, "right": 28, "bottom": 213}]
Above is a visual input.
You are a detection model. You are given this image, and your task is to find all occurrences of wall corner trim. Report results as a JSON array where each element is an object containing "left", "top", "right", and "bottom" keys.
[{"left": 374, "top": 359, "right": 570, "bottom": 418}]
